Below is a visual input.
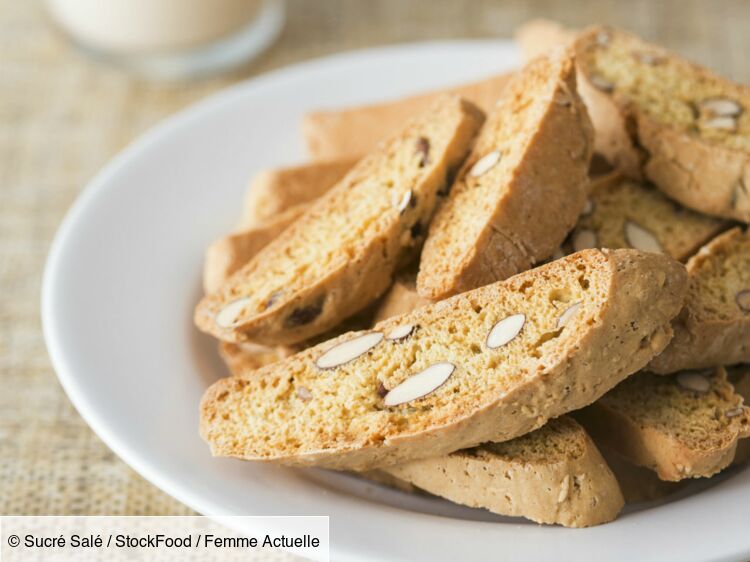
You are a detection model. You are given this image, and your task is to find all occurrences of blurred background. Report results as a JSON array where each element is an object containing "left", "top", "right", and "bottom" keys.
[{"left": 2, "top": 0, "right": 748, "bottom": 515}]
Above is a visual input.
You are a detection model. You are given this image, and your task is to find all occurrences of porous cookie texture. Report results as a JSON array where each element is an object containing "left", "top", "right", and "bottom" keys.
[
  {"left": 302, "top": 74, "right": 511, "bottom": 161},
  {"left": 195, "top": 96, "right": 485, "bottom": 346},
  {"left": 204, "top": 206, "right": 307, "bottom": 294},
  {"left": 575, "top": 25, "right": 750, "bottom": 222},
  {"left": 568, "top": 172, "right": 727, "bottom": 261},
  {"left": 417, "top": 51, "right": 593, "bottom": 299},
  {"left": 385, "top": 416, "right": 624, "bottom": 528},
  {"left": 239, "top": 158, "right": 357, "bottom": 228},
  {"left": 577, "top": 368, "right": 750, "bottom": 481},
  {"left": 648, "top": 228, "right": 750, "bottom": 373},
  {"left": 200, "top": 249, "right": 686, "bottom": 471}
]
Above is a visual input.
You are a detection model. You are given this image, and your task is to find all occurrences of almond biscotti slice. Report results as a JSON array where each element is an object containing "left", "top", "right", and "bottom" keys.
[
  {"left": 575, "top": 25, "right": 750, "bottom": 222},
  {"left": 239, "top": 158, "right": 357, "bottom": 228},
  {"left": 648, "top": 228, "right": 750, "bottom": 373},
  {"left": 568, "top": 172, "right": 727, "bottom": 261},
  {"left": 417, "top": 51, "right": 593, "bottom": 300},
  {"left": 384, "top": 416, "right": 623, "bottom": 528},
  {"left": 576, "top": 368, "right": 750, "bottom": 481},
  {"left": 303, "top": 74, "right": 511, "bottom": 161},
  {"left": 207, "top": 158, "right": 357, "bottom": 293},
  {"left": 200, "top": 249, "right": 686, "bottom": 470},
  {"left": 195, "top": 96, "right": 485, "bottom": 346}
]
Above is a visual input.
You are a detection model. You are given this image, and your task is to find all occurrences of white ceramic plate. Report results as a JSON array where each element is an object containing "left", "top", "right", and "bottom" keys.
[{"left": 43, "top": 40, "right": 750, "bottom": 562}]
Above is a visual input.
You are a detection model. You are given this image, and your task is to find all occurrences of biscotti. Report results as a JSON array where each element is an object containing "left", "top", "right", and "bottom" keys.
[
  {"left": 577, "top": 368, "right": 750, "bottom": 481},
  {"left": 648, "top": 228, "right": 750, "bottom": 373},
  {"left": 195, "top": 96, "right": 485, "bottom": 345},
  {"left": 200, "top": 249, "right": 686, "bottom": 470},
  {"left": 240, "top": 158, "right": 357, "bottom": 228},
  {"left": 575, "top": 25, "right": 750, "bottom": 222},
  {"left": 568, "top": 172, "right": 727, "bottom": 261},
  {"left": 384, "top": 416, "right": 624, "bottom": 527},
  {"left": 303, "top": 74, "right": 511, "bottom": 161},
  {"left": 417, "top": 51, "right": 593, "bottom": 299}
]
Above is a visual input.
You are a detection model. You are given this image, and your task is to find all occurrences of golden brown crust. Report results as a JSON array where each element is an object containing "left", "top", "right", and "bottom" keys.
[
  {"left": 574, "top": 25, "right": 750, "bottom": 222},
  {"left": 384, "top": 417, "right": 624, "bottom": 528},
  {"left": 302, "top": 74, "right": 511, "bottom": 161},
  {"left": 577, "top": 368, "right": 750, "bottom": 481},
  {"left": 199, "top": 249, "right": 686, "bottom": 471},
  {"left": 649, "top": 228, "right": 750, "bottom": 373},
  {"left": 195, "top": 96, "right": 485, "bottom": 345},
  {"left": 417, "top": 51, "right": 593, "bottom": 299}
]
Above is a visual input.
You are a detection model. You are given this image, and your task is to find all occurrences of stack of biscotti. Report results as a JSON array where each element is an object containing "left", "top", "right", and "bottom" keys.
[{"left": 196, "top": 42, "right": 750, "bottom": 529}]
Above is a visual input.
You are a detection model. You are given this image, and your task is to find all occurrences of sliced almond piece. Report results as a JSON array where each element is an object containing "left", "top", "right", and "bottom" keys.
[
  {"left": 486, "top": 313, "right": 525, "bottom": 349},
  {"left": 624, "top": 221, "right": 663, "bottom": 253},
  {"left": 572, "top": 229, "right": 598, "bottom": 252},
  {"left": 726, "top": 406, "right": 745, "bottom": 418},
  {"left": 702, "top": 116, "right": 737, "bottom": 132},
  {"left": 736, "top": 290, "right": 750, "bottom": 311},
  {"left": 383, "top": 362, "right": 455, "bottom": 407},
  {"left": 386, "top": 324, "right": 415, "bottom": 341},
  {"left": 589, "top": 74, "right": 614, "bottom": 92},
  {"left": 676, "top": 371, "right": 711, "bottom": 393},
  {"left": 557, "top": 302, "right": 582, "bottom": 329},
  {"left": 392, "top": 190, "right": 412, "bottom": 213},
  {"left": 215, "top": 297, "right": 252, "bottom": 328},
  {"left": 557, "top": 474, "right": 571, "bottom": 503},
  {"left": 316, "top": 332, "right": 384, "bottom": 369},
  {"left": 700, "top": 98, "right": 742, "bottom": 117},
  {"left": 468, "top": 150, "right": 501, "bottom": 177}
]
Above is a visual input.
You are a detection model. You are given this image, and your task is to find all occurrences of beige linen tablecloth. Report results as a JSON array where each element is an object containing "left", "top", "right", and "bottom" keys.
[{"left": 2, "top": 0, "right": 749, "bottom": 516}]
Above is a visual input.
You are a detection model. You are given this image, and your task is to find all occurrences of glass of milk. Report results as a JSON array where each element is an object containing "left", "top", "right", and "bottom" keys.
[{"left": 46, "top": 0, "right": 285, "bottom": 79}]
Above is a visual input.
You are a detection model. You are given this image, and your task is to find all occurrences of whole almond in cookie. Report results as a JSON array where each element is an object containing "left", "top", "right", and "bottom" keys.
[{"left": 383, "top": 362, "right": 456, "bottom": 407}]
